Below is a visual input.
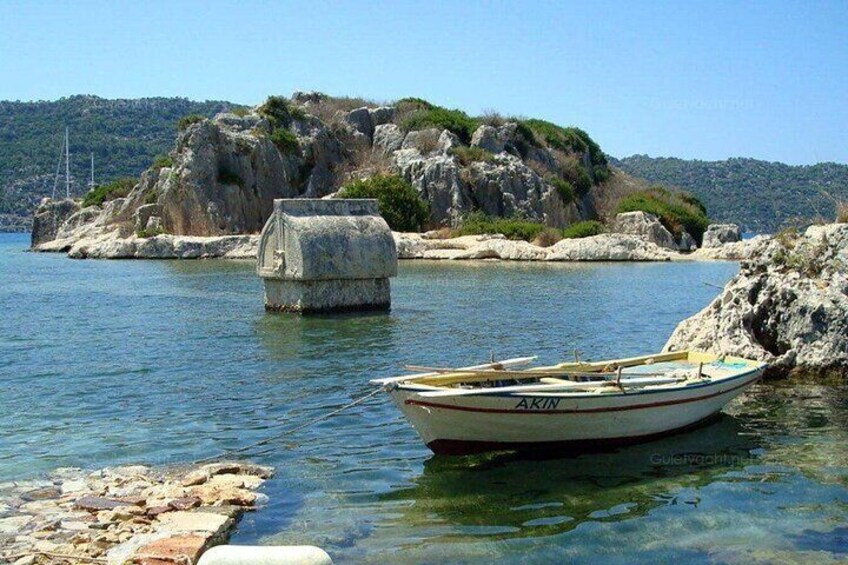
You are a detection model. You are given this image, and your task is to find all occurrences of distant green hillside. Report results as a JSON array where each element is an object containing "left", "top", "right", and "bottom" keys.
[
  {"left": 0, "top": 95, "right": 243, "bottom": 230},
  {"left": 611, "top": 155, "right": 848, "bottom": 233}
]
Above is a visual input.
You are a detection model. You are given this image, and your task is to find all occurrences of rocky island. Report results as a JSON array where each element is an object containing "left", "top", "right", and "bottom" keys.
[{"left": 29, "top": 93, "right": 750, "bottom": 262}]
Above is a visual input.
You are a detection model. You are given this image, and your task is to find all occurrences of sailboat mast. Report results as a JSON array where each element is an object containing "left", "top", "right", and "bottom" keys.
[
  {"left": 65, "top": 127, "right": 70, "bottom": 198},
  {"left": 52, "top": 131, "right": 64, "bottom": 200}
]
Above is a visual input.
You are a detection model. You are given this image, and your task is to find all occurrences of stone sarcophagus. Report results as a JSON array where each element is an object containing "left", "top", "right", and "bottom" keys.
[{"left": 257, "top": 199, "right": 397, "bottom": 313}]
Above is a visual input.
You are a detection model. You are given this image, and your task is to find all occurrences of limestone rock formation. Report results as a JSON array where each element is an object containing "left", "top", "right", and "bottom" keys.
[
  {"left": 470, "top": 125, "right": 504, "bottom": 153},
  {"left": 690, "top": 235, "right": 769, "bottom": 260},
  {"left": 30, "top": 198, "right": 80, "bottom": 246},
  {"left": 702, "top": 223, "right": 742, "bottom": 248},
  {"left": 665, "top": 223, "right": 848, "bottom": 376},
  {"left": 29, "top": 93, "right": 612, "bottom": 256},
  {"left": 611, "top": 210, "right": 698, "bottom": 252},
  {"left": 373, "top": 124, "right": 404, "bottom": 155},
  {"left": 611, "top": 211, "right": 677, "bottom": 250},
  {"left": 393, "top": 232, "right": 673, "bottom": 262},
  {"left": 546, "top": 233, "right": 675, "bottom": 261}
]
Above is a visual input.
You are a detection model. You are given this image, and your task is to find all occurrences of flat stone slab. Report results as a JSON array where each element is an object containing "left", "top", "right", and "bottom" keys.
[
  {"left": 75, "top": 495, "right": 132, "bottom": 512},
  {"left": 136, "top": 534, "right": 208, "bottom": 564},
  {"left": 0, "top": 515, "right": 32, "bottom": 534},
  {"left": 155, "top": 511, "right": 231, "bottom": 534}
]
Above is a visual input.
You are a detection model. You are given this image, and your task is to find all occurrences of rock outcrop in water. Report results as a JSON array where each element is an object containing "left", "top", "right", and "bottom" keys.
[
  {"left": 665, "top": 223, "right": 848, "bottom": 376},
  {"left": 395, "top": 232, "right": 674, "bottom": 261},
  {"left": 30, "top": 93, "right": 613, "bottom": 255},
  {"left": 30, "top": 198, "right": 80, "bottom": 247}
]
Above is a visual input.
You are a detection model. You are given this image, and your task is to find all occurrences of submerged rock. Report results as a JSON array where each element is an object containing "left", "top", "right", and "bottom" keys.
[{"left": 665, "top": 223, "right": 848, "bottom": 376}]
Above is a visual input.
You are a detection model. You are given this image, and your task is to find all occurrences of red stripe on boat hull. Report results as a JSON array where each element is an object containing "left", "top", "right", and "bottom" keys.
[{"left": 426, "top": 414, "right": 722, "bottom": 456}]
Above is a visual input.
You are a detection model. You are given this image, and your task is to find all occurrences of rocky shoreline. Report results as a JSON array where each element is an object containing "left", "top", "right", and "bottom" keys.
[
  {"left": 0, "top": 462, "right": 272, "bottom": 565},
  {"left": 666, "top": 223, "right": 848, "bottom": 377},
  {"left": 29, "top": 223, "right": 760, "bottom": 263}
]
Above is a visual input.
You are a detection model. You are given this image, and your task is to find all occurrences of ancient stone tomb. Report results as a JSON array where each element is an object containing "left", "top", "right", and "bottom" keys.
[{"left": 257, "top": 199, "right": 397, "bottom": 313}]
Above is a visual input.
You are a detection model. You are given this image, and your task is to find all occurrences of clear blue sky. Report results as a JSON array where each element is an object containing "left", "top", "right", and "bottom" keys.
[{"left": 1, "top": 0, "right": 846, "bottom": 165}]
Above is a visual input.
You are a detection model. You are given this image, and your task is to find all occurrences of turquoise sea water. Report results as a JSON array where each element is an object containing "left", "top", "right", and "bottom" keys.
[{"left": 1, "top": 232, "right": 846, "bottom": 563}]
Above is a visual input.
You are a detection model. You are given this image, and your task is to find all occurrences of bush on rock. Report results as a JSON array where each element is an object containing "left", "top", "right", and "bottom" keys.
[{"left": 339, "top": 174, "right": 430, "bottom": 232}]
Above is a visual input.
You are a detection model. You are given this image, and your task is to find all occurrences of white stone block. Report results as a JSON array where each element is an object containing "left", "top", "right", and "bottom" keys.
[{"left": 198, "top": 545, "right": 333, "bottom": 565}]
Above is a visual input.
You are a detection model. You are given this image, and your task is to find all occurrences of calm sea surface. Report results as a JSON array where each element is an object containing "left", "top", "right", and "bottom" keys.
[{"left": 1, "top": 232, "right": 846, "bottom": 563}]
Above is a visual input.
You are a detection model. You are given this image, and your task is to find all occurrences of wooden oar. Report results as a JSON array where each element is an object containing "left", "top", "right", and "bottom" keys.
[
  {"left": 370, "top": 356, "right": 538, "bottom": 385},
  {"left": 408, "top": 368, "right": 616, "bottom": 378},
  {"left": 407, "top": 368, "right": 674, "bottom": 387},
  {"left": 417, "top": 376, "right": 685, "bottom": 398}
]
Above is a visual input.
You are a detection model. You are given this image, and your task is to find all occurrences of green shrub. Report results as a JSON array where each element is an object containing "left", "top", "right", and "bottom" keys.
[
  {"left": 82, "top": 177, "right": 137, "bottom": 208},
  {"left": 269, "top": 128, "right": 300, "bottom": 155},
  {"left": 177, "top": 114, "right": 205, "bottom": 130},
  {"left": 452, "top": 146, "right": 493, "bottom": 166},
  {"left": 400, "top": 106, "right": 480, "bottom": 144},
  {"left": 560, "top": 159, "right": 593, "bottom": 196},
  {"left": 593, "top": 165, "right": 611, "bottom": 184},
  {"left": 550, "top": 178, "right": 575, "bottom": 204},
  {"left": 616, "top": 187, "right": 710, "bottom": 243},
  {"left": 569, "top": 126, "right": 608, "bottom": 169},
  {"left": 144, "top": 190, "right": 159, "bottom": 205},
  {"left": 679, "top": 191, "right": 707, "bottom": 215},
  {"left": 514, "top": 122, "right": 538, "bottom": 147},
  {"left": 152, "top": 154, "right": 173, "bottom": 170},
  {"left": 339, "top": 174, "right": 429, "bottom": 231},
  {"left": 562, "top": 220, "right": 604, "bottom": 239},
  {"left": 258, "top": 95, "right": 305, "bottom": 126},
  {"left": 395, "top": 97, "right": 434, "bottom": 113},
  {"left": 231, "top": 107, "right": 251, "bottom": 117},
  {"left": 524, "top": 119, "right": 585, "bottom": 155},
  {"left": 523, "top": 119, "right": 609, "bottom": 180},
  {"left": 136, "top": 225, "right": 165, "bottom": 238},
  {"left": 453, "top": 211, "right": 546, "bottom": 241}
]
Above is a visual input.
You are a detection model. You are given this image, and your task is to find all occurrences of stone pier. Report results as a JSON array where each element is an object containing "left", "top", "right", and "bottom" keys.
[
  {"left": 257, "top": 199, "right": 397, "bottom": 313},
  {"left": 0, "top": 462, "right": 274, "bottom": 564}
]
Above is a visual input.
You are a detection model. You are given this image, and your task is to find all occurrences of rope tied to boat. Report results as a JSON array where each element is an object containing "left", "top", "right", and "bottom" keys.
[{"left": 192, "top": 387, "right": 384, "bottom": 464}]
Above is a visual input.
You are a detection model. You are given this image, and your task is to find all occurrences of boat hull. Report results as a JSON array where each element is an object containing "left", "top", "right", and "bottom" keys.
[{"left": 390, "top": 366, "right": 763, "bottom": 455}]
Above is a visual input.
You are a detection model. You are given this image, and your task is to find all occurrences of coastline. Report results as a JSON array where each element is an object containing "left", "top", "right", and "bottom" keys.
[
  {"left": 0, "top": 462, "right": 273, "bottom": 564},
  {"left": 23, "top": 231, "right": 764, "bottom": 263}
]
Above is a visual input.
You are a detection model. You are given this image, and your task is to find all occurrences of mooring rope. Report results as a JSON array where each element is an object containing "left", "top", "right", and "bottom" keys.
[{"left": 192, "top": 387, "right": 384, "bottom": 464}]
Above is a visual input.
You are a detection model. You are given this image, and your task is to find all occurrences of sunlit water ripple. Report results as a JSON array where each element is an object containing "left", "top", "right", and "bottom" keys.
[{"left": 1, "top": 233, "right": 846, "bottom": 563}]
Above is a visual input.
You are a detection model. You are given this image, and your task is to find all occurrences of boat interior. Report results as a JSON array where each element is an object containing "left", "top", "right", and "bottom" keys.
[{"left": 374, "top": 351, "right": 765, "bottom": 397}]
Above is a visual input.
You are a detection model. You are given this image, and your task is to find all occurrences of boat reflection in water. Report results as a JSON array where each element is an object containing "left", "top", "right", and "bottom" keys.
[{"left": 380, "top": 414, "right": 760, "bottom": 540}]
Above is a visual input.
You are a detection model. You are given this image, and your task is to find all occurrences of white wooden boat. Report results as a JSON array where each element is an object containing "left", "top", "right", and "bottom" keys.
[{"left": 371, "top": 351, "right": 767, "bottom": 455}]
